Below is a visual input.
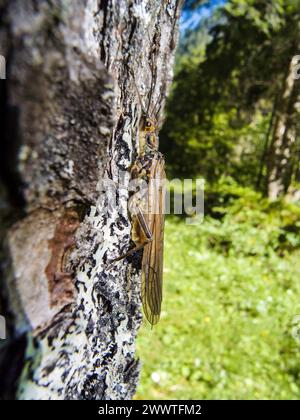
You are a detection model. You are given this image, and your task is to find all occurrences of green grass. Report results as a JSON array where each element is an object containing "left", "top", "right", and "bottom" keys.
[{"left": 135, "top": 190, "right": 300, "bottom": 400}]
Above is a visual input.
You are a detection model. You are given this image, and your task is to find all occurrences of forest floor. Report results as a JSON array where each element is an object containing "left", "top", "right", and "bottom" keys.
[{"left": 135, "top": 181, "right": 300, "bottom": 399}]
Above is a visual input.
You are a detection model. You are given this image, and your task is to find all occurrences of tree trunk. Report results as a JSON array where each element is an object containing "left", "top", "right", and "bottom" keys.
[
  {"left": 0, "top": 0, "right": 182, "bottom": 400},
  {"left": 266, "top": 53, "right": 300, "bottom": 200}
]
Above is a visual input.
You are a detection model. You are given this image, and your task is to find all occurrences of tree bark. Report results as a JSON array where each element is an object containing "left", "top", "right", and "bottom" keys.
[
  {"left": 0, "top": 0, "right": 182, "bottom": 400},
  {"left": 266, "top": 53, "right": 300, "bottom": 200}
]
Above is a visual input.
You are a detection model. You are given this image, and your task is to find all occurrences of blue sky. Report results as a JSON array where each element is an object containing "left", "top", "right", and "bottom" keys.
[{"left": 180, "top": 0, "right": 227, "bottom": 32}]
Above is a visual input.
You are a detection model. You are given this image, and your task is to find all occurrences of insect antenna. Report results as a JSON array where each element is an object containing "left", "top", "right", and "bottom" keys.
[
  {"left": 145, "top": 28, "right": 159, "bottom": 117},
  {"left": 152, "top": 88, "right": 163, "bottom": 120},
  {"left": 146, "top": 62, "right": 156, "bottom": 116},
  {"left": 131, "top": 72, "right": 147, "bottom": 115},
  {"left": 130, "top": 28, "right": 161, "bottom": 121}
]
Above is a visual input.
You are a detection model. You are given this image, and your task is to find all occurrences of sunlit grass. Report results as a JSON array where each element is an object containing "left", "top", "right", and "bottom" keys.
[{"left": 135, "top": 210, "right": 300, "bottom": 400}]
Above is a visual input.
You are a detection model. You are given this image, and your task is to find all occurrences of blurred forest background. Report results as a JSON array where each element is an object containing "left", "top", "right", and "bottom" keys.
[{"left": 136, "top": 0, "right": 300, "bottom": 399}]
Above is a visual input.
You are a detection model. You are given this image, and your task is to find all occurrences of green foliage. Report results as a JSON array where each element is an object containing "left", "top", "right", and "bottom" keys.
[
  {"left": 206, "top": 177, "right": 300, "bottom": 255},
  {"left": 136, "top": 184, "right": 300, "bottom": 399},
  {"left": 161, "top": 0, "right": 300, "bottom": 189}
]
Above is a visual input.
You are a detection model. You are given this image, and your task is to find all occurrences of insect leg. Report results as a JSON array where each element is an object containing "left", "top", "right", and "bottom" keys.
[{"left": 107, "top": 209, "right": 153, "bottom": 270}]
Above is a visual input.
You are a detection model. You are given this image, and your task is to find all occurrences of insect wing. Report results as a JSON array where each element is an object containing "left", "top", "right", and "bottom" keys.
[{"left": 141, "top": 155, "right": 166, "bottom": 325}]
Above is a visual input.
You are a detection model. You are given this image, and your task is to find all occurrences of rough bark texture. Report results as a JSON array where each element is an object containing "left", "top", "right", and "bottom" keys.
[{"left": 0, "top": 0, "right": 182, "bottom": 400}]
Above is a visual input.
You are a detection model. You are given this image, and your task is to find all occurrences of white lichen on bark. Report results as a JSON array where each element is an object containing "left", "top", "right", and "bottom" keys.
[{"left": 0, "top": 0, "right": 182, "bottom": 400}]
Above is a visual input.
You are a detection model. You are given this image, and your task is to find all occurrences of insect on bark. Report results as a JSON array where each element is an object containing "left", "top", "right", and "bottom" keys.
[{"left": 109, "top": 78, "right": 166, "bottom": 326}]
